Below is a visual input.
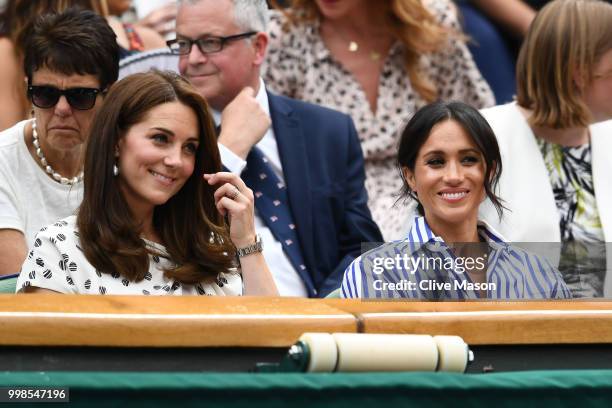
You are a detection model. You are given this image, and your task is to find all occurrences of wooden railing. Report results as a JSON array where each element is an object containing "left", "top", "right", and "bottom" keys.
[{"left": 0, "top": 295, "right": 611, "bottom": 347}]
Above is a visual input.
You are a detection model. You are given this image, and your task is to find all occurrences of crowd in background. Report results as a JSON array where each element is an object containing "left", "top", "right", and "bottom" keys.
[{"left": 0, "top": 0, "right": 611, "bottom": 300}]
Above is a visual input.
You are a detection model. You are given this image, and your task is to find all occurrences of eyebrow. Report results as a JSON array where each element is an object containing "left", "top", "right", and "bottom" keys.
[
  {"left": 422, "top": 148, "right": 481, "bottom": 156},
  {"left": 176, "top": 33, "right": 217, "bottom": 40},
  {"left": 152, "top": 127, "right": 174, "bottom": 135},
  {"left": 152, "top": 127, "right": 199, "bottom": 143}
]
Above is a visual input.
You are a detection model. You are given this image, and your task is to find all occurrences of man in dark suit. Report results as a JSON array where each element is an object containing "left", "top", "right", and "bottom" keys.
[{"left": 174, "top": 0, "right": 382, "bottom": 297}]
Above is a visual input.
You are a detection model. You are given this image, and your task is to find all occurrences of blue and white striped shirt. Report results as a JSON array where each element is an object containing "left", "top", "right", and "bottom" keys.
[{"left": 341, "top": 216, "right": 572, "bottom": 299}]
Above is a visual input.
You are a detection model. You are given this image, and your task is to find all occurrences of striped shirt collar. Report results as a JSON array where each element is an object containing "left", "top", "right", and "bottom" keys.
[{"left": 407, "top": 216, "right": 509, "bottom": 251}]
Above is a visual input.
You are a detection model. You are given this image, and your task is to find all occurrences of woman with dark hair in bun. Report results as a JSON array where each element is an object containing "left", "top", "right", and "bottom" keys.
[{"left": 341, "top": 101, "right": 570, "bottom": 300}]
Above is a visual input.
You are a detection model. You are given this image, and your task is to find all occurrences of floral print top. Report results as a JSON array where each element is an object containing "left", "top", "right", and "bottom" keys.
[{"left": 538, "top": 139, "right": 606, "bottom": 297}]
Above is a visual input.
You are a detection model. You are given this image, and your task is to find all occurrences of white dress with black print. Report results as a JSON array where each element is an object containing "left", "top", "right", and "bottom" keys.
[{"left": 16, "top": 216, "right": 242, "bottom": 296}]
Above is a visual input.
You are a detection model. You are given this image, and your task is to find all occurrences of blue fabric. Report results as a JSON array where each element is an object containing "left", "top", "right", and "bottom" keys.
[
  {"left": 242, "top": 146, "right": 312, "bottom": 290},
  {"left": 341, "top": 216, "right": 572, "bottom": 299},
  {"left": 265, "top": 92, "right": 383, "bottom": 297},
  {"left": 456, "top": 2, "right": 517, "bottom": 104}
]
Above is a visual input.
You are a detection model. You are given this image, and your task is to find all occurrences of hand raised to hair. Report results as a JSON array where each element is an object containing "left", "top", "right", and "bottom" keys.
[
  {"left": 218, "top": 87, "right": 271, "bottom": 160},
  {"left": 204, "top": 172, "right": 257, "bottom": 248}
]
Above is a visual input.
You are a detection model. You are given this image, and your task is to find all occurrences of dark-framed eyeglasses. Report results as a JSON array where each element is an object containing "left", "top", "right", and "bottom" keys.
[
  {"left": 166, "top": 31, "right": 257, "bottom": 55},
  {"left": 27, "top": 85, "right": 104, "bottom": 110}
]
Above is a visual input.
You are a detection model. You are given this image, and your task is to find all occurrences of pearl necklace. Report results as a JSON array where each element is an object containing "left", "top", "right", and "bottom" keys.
[{"left": 32, "top": 121, "right": 83, "bottom": 185}]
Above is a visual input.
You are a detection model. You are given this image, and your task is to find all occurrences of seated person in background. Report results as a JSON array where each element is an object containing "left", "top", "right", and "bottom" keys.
[
  {"left": 171, "top": 0, "right": 383, "bottom": 297},
  {"left": 131, "top": 0, "right": 177, "bottom": 39},
  {"left": 0, "top": 0, "right": 163, "bottom": 132},
  {"left": 0, "top": 8, "right": 118, "bottom": 276},
  {"left": 18, "top": 71, "right": 278, "bottom": 296},
  {"left": 479, "top": 0, "right": 612, "bottom": 298},
  {"left": 454, "top": 0, "right": 534, "bottom": 104},
  {"left": 103, "top": 0, "right": 167, "bottom": 57},
  {"left": 265, "top": 0, "right": 495, "bottom": 240},
  {"left": 0, "top": 0, "right": 109, "bottom": 131},
  {"left": 341, "top": 101, "right": 571, "bottom": 300}
]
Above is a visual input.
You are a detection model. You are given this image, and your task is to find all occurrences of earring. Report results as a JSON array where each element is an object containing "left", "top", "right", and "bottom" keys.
[{"left": 113, "top": 164, "right": 119, "bottom": 176}]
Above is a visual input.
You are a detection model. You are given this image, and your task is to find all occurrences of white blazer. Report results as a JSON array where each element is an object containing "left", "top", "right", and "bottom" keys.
[{"left": 479, "top": 103, "right": 612, "bottom": 296}]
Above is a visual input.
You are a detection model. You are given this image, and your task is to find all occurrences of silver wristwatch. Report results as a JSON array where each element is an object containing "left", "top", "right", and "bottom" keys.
[{"left": 236, "top": 234, "right": 263, "bottom": 257}]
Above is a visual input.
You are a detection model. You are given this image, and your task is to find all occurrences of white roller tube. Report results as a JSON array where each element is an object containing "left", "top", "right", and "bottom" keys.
[
  {"left": 433, "top": 335, "right": 470, "bottom": 373},
  {"left": 298, "top": 333, "right": 471, "bottom": 373},
  {"left": 332, "top": 333, "right": 439, "bottom": 372},
  {"left": 299, "top": 333, "right": 338, "bottom": 373}
]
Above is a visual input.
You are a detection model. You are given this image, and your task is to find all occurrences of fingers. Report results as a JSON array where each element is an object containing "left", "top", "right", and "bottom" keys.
[
  {"left": 204, "top": 172, "right": 250, "bottom": 196},
  {"left": 216, "top": 196, "right": 247, "bottom": 217},
  {"left": 212, "top": 182, "right": 245, "bottom": 204},
  {"left": 205, "top": 173, "right": 254, "bottom": 221}
]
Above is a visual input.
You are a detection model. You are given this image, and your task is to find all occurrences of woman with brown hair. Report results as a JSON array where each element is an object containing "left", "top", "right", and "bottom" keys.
[
  {"left": 17, "top": 70, "right": 277, "bottom": 296},
  {"left": 264, "top": 0, "right": 495, "bottom": 240},
  {"left": 479, "top": 0, "right": 612, "bottom": 298}
]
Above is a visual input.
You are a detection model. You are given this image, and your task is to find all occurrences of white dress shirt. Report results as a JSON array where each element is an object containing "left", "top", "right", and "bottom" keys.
[{"left": 215, "top": 78, "right": 309, "bottom": 297}]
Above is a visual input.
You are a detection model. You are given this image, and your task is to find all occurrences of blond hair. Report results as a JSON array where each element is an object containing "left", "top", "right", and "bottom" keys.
[
  {"left": 516, "top": 0, "right": 612, "bottom": 128},
  {"left": 271, "top": 0, "right": 450, "bottom": 103}
]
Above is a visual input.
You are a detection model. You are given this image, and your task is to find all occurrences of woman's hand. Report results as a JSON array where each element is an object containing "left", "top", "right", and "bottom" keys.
[
  {"left": 204, "top": 172, "right": 256, "bottom": 248},
  {"left": 204, "top": 172, "right": 278, "bottom": 296}
]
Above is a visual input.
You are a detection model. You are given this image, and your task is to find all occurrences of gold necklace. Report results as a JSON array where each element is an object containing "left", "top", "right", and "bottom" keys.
[
  {"left": 347, "top": 40, "right": 381, "bottom": 61},
  {"left": 325, "top": 22, "right": 382, "bottom": 61}
]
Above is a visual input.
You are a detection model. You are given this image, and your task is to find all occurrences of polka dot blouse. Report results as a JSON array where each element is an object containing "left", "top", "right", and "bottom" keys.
[{"left": 17, "top": 216, "right": 242, "bottom": 296}]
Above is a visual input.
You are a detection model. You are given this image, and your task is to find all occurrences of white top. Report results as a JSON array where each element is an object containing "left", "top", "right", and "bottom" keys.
[
  {"left": 216, "top": 78, "right": 309, "bottom": 297},
  {"left": 0, "top": 120, "right": 83, "bottom": 248},
  {"left": 16, "top": 216, "right": 242, "bottom": 295},
  {"left": 118, "top": 48, "right": 179, "bottom": 79},
  {"left": 479, "top": 103, "right": 612, "bottom": 297},
  {"left": 478, "top": 103, "right": 612, "bottom": 243}
]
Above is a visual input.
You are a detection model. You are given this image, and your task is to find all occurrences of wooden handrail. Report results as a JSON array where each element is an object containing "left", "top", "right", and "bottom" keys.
[
  {"left": 0, "top": 295, "right": 356, "bottom": 347},
  {"left": 1, "top": 295, "right": 611, "bottom": 347}
]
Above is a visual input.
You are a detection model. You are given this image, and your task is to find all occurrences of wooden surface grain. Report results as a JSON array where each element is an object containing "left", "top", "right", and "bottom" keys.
[
  {"left": 1, "top": 295, "right": 611, "bottom": 347},
  {"left": 325, "top": 299, "right": 612, "bottom": 344},
  {"left": 0, "top": 295, "right": 356, "bottom": 347}
]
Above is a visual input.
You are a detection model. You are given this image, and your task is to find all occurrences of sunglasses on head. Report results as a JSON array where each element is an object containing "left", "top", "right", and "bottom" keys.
[{"left": 27, "top": 85, "right": 104, "bottom": 110}]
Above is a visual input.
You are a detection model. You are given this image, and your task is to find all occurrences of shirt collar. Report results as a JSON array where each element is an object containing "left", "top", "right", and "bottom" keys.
[
  {"left": 212, "top": 77, "right": 270, "bottom": 126},
  {"left": 406, "top": 216, "right": 509, "bottom": 251}
]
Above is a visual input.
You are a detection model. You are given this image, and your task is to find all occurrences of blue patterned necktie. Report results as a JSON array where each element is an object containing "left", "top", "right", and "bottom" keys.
[{"left": 241, "top": 146, "right": 309, "bottom": 278}]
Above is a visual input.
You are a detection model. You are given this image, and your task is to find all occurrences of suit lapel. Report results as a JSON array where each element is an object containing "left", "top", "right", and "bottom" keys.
[{"left": 267, "top": 92, "right": 315, "bottom": 280}]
